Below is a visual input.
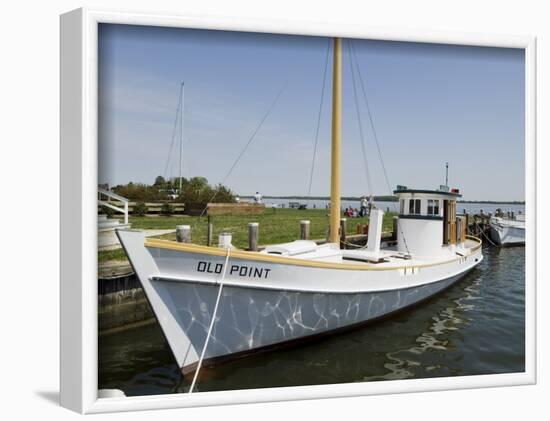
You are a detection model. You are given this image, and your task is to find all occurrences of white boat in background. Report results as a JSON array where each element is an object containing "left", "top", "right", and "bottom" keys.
[
  {"left": 116, "top": 38, "right": 483, "bottom": 383},
  {"left": 489, "top": 215, "right": 525, "bottom": 246}
]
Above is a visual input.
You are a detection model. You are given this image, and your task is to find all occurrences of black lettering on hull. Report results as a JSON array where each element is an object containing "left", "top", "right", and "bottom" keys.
[{"left": 197, "top": 261, "right": 271, "bottom": 279}]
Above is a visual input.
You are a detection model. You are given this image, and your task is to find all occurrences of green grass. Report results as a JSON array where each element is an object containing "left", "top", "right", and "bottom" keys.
[
  {"left": 98, "top": 208, "right": 396, "bottom": 263},
  {"left": 98, "top": 248, "right": 128, "bottom": 263}
]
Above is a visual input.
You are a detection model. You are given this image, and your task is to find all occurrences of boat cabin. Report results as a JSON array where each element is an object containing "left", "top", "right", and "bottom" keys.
[{"left": 394, "top": 185, "right": 466, "bottom": 256}]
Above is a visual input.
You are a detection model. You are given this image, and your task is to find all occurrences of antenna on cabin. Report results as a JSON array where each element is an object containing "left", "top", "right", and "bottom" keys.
[{"left": 445, "top": 162, "right": 449, "bottom": 187}]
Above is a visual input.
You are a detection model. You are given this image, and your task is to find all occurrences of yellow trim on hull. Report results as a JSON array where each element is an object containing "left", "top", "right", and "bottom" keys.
[{"left": 144, "top": 236, "right": 482, "bottom": 271}]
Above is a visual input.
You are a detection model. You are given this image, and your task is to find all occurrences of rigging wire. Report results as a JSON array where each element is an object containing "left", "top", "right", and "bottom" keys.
[
  {"left": 348, "top": 39, "right": 373, "bottom": 196},
  {"left": 306, "top": 39, "right": 330, "bottom": 199},
  {"left": 349, "top": 40, "right": 411, "bottom": 256},
  {"left": 163, "top": 83, "right": 184, "bottom": 186},
  {"left": 349, "top": 40, "right": 393, "bottom": 195},
  {"left": 195, "top": 82, "right": 288, "bottom": 222}
]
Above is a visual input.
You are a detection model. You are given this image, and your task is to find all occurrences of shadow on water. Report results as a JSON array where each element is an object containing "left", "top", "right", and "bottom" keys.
[{"left": 98, "top": 246, "right": 525, "bottom": 396}]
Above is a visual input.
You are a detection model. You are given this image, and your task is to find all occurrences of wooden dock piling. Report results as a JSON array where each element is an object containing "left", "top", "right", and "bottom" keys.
[
  {"left": 340, "top": 218, "right": 347, "bottom": 249},
  {"left": 248, "top": 222, "right": 259, "bottom": 251},
  {"left": 466, "top": 212, "right": 491, "bottom": 239},
  {"left": 207, "top": 216, "right": 213, "bottom": 246},
  {"left": 300, "top": 220, "right": 310, "bottom": 240}
]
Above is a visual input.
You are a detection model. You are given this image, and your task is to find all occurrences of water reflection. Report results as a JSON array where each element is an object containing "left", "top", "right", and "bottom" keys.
[{"left": 364, "top": 271, "right": 483, "bottom": 381}]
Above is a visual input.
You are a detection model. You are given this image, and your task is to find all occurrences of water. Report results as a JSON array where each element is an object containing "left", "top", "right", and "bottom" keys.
[
  {"left": 264, "top": 198, "right": 525, "bottom": 216},
  {"left": 98, "top": 246, "right": 525, "bottom": 396}
]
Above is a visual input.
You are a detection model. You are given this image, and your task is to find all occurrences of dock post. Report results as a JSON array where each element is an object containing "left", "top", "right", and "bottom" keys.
[
  {"left": 340, "top": 218, "right": 347, "bottom": 249},
  {"left": 300, "top": 220, "right": 310, "bottom": 240},
  {"left": 176, "top": 225, "right": 191, "bottom": 243},
  {"left": 248, "top": 222, "right": 259, "bottom": 251},
  {"left": 207, "top": 216, "right": 213, "bottom": 247},
  {"left": 356, "top": 223, "right": 361, "bottom": 234}
]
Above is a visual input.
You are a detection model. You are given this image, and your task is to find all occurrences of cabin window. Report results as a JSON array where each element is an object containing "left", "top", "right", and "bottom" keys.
[
  {"left": 428, "top": 199, "right": 440, "bottom": 216},
  {"left": 409, "top": 199, "right": 421, "bottom": 215}
]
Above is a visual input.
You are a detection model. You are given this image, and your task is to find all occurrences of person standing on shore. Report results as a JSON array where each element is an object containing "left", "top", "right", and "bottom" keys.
[
  {"left": 254, "top": 191, "right": 263, "bottom": 204},
  {"left": 360, "top": 196, "right": 368, "bottom": 217}
]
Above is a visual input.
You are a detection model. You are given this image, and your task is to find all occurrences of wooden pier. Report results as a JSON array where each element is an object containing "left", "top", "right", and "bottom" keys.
[{"left": 464, "top": 212, "right": 492, "bottom": 239}]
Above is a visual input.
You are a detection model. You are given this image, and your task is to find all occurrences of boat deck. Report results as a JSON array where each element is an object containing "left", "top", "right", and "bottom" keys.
[
  {"left": 259, "top": 237, "right": 481, "bottom": 268},
  {"left": 491, "top": 217, "right": 525, "bottom": 229},
  {"left": 145, "top": 236, "right": 482, "bottom": 271}
]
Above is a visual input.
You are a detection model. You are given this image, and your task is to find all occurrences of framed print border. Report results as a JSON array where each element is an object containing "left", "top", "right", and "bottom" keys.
[{"left": 60, "top": 7, "right": 537, "bottom": 414}]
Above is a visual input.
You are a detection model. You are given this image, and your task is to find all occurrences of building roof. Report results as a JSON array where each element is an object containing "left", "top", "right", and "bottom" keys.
[{"left": 393, "top": 188, "right": 462, "bottom": 198}]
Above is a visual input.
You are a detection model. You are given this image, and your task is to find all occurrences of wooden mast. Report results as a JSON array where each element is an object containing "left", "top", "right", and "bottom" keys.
[{"left": 329, "top": 38, "right": 342, "bottom": 244}]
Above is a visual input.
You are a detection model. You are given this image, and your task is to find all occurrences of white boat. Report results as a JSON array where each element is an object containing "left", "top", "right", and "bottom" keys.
[
  {"left": 116, "top": 38, "right": 483, "bottom": 381},
  {"left": 489, "top": 215, "right": 525, "bottom": 246}
]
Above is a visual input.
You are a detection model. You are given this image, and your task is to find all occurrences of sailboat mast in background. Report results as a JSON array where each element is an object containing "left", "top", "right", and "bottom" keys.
[{"left": 179, "top": 81, "right": 185, "bottom": 194}]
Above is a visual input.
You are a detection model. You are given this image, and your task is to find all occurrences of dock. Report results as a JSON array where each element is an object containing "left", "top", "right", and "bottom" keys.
[{"left": 464, "top": 212, "right": 494, "bottom": 244}]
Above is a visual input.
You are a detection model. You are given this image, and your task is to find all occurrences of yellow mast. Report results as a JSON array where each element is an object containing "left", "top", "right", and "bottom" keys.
[{"left": 329, "top": 38, "right": 342, "bottom": 244}]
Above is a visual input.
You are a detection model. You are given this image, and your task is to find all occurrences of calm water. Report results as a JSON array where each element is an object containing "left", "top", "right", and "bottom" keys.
[
  {"left": 264, "top": 198, "right": 525, "bottom": 216},
  {"left": 98, "top": 246, "right": 525, "bottom": 396}
]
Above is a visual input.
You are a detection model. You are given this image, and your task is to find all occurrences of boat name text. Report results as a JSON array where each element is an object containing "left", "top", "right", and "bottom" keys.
[{"left": 197, "top": 261, "right": 271, "bottom": 279}]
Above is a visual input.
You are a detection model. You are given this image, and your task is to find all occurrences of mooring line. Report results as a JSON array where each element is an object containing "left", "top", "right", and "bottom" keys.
[
  {"left": 188, "top": 247, "right": 231, "bottom": 393},
  {"left": 475, "top": 221, "right": 498, "bottom": 247}
]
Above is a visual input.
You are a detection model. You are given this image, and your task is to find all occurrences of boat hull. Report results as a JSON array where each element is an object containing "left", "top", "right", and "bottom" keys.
[
  {"left": 489, "top": 221, "right": 525, "bottom": 246},
  {"left": 155, "top": 269, "right": 474, "bottom": 374},
  {"left": 117, "top": 230, "right": 483, "bottom": 376}
]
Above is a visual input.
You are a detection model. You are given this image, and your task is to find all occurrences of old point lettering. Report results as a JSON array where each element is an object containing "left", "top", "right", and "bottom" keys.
[{"left": 197, "top": 261, "right": 271, "bottom": 279}]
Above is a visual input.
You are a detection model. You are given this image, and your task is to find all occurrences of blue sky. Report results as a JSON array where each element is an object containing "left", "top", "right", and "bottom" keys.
[{"left": 98, "top": 24, "right": 525, "bottom": 201}]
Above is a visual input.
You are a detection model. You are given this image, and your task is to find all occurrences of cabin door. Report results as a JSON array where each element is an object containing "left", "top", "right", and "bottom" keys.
[
  {"left": 443, "top": 200, "right": 449, "bottom": 244},
  {"left": 444, "top": 200, "right": 457, "bottom": 245}
]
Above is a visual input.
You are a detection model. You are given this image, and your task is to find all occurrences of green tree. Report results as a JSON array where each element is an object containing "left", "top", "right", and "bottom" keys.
[
  {"left": 175, "top": 177, "right": 235, "bottom": 207},
  {"left": 212, "top": 183, "right": 235, "bottom": 203},
  {"left": 112, "top": 183, "right": 168, "bottom": 201},
  {"left": 153, "top": 175, "right": 166, "bottom": 187},
  {"left": 110, "top": 176, "right": 234, "bottom": 206}
]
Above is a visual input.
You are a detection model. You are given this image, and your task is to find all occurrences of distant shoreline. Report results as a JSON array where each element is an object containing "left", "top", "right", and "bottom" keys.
[{"left": 240, "top": 195, "right": 525, "bottom": 205}]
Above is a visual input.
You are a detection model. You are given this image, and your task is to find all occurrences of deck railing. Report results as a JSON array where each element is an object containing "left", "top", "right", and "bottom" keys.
[{"left": 98, "top": 187, "right": 129, "bottom": 224}]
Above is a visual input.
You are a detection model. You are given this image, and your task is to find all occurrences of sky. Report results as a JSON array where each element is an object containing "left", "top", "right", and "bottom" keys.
[{"left": 98, "top": 24, "right": 525, "bottom": 201}]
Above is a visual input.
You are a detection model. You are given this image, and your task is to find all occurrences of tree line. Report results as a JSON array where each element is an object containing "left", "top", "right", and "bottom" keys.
[{"left": 111, "top": 176, "right": 235, "bottom": 205}]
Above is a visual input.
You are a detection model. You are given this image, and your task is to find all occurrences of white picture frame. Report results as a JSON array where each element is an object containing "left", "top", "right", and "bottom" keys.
[{"left": 60, "top": 7, "right": 536, "bottom": 414}]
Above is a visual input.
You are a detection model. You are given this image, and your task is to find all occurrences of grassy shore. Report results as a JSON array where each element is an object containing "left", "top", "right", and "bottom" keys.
[{"left": 98, "top": 208, "right": 397, "bottom": 263}]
